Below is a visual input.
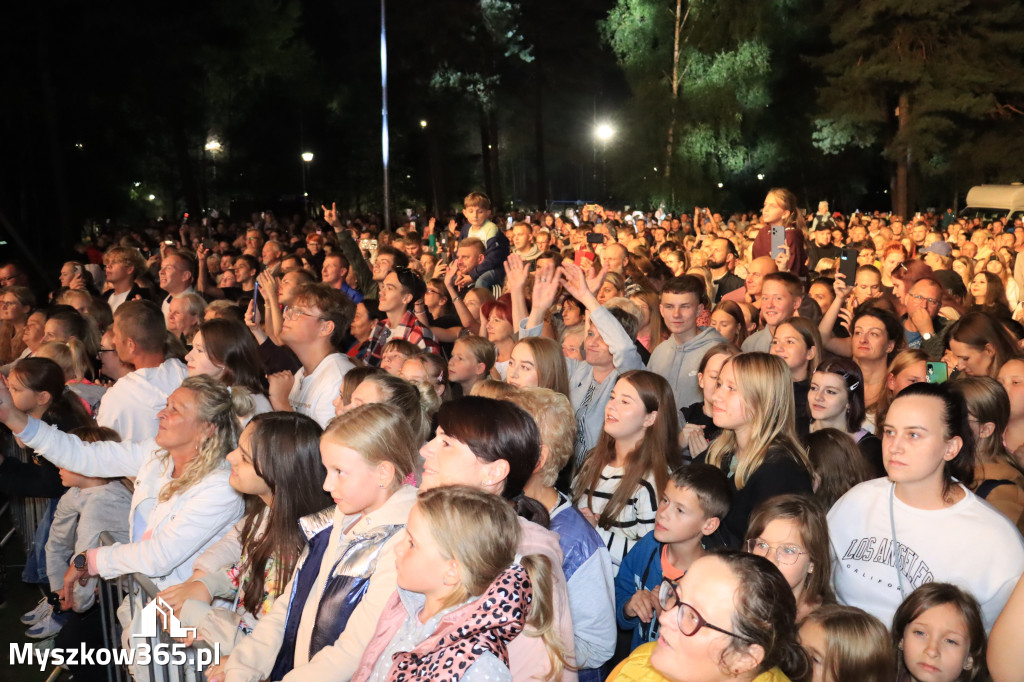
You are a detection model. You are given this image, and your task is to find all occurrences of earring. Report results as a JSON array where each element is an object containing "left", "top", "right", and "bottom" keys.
[{"left": 964, "top": 658, "right": 974, "bottom": 671}]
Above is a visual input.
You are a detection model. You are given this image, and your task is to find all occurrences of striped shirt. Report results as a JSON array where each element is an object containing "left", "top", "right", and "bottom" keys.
[{"left": 577, "top": 464, "right": 658, "bottom": 573}]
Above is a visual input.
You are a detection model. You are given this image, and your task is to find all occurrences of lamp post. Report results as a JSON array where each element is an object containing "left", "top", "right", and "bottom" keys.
[
  {"left": 301, "top": 152, "right": 314, "bottom": 215},
  {"left": 593, "top": 123, "right": 615, "bottom": 200}
]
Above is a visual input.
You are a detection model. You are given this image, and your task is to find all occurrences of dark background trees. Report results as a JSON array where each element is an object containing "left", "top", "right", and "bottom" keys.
[{"left": 0, "top": 0, "right": 1022, "bottom": 260}]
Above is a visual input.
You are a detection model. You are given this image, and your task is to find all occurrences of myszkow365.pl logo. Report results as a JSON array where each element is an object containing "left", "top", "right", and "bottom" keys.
[{"left": 10, "top": 596, "right": 221, "bottom": 672}]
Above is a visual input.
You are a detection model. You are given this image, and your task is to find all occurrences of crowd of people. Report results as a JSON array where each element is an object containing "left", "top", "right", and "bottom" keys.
[{"left": 3, "top": 187, "right": 1024, "bottom": 682}]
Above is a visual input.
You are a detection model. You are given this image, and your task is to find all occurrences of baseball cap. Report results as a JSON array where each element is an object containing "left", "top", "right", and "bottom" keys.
[{"left": 920, "top": 242, "right": 952, "bottom": 257}]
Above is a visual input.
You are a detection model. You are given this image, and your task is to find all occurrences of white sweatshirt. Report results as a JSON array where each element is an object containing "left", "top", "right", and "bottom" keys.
[{"left": 828, "top": 477, "right": 1024, "bottom": 631}]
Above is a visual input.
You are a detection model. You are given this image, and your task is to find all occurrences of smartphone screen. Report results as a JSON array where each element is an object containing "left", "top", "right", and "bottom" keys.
[{"left": 926, "top": 362, "right": 948, "bottom": 384}]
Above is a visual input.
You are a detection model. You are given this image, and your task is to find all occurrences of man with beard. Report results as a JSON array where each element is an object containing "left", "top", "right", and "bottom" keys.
[{"left": 707, "top": 238, "right": 744, "bottom": 302}]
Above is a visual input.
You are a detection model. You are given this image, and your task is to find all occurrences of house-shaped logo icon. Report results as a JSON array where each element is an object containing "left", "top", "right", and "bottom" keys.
[{"left": 132, "top": 596, "right": 197, "bottom": 639}]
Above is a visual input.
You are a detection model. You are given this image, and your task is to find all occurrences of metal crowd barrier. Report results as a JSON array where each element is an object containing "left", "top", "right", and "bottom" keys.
[{"left": 63, "top": 531, "right": 216, "bottom": 682}]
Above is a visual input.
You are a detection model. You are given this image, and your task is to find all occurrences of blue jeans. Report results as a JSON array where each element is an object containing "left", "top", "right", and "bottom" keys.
[
  {"left": 22, "top": 498, "right": 57, "bottom": 584},
  {"left": 474, "top": 268, "right": 504, "bottom": 291}
]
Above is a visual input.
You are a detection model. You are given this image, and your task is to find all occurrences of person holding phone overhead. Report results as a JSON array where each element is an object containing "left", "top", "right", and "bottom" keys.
[{"left": 752, "top": 188, "right": 807, "bottom": 278}]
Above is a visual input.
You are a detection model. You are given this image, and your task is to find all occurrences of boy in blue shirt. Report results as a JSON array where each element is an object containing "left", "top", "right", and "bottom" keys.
[{"left": 614, "top": 463, "right": 731, "bottom": 650}]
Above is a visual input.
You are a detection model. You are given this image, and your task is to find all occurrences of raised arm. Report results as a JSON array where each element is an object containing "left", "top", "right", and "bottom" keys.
[
  {"left": 562, "top": 262, "right": 644, "bottom": 371},
  {"left": 0, "top": 379, "right": 149, "bottom": 476},
  {"left": 256, "top": 270, "right": 283, "bottom": 345},
  {"left": 524, "top": 261, "right": 562, "bottom": 331},
  {"left": 504, "top": 253, "right": 531, "bottom": 333},
  {"left": 818, "top": 274, "right": 854, "bottom": 357},
  {"left": 442, "top": 263, "right": 477, "bottom": 330},
  {"left": 197, "top": 245, "right": 226, "bottom": 300},
  {"left": 325, "top": 202, "right": 373, "bottom": 296}
]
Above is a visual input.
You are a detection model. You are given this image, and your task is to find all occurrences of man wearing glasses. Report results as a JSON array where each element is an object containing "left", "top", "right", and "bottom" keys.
[
  {"left": 267, "top": 282, "right": 356, "bottom": 428},
  {"left": 902, "top": 276, "right": 948, "bottom": 358},
  {"left": 0, "top": 262, "right": 30, "bottom": 290},
  {"left": 96, "top": 300, "right": 187, "bottom": 441},
  {"left": 358, "top": 267, "right": 440, "bottom": 367}
]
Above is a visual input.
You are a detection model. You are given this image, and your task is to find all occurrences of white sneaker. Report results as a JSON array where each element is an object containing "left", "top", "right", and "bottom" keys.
[
  {"left": 20, "top": 597, "right": 51, "bottom": 626},
  {"left": 26, "top": 613, "right": 63, "bottom": 639}
]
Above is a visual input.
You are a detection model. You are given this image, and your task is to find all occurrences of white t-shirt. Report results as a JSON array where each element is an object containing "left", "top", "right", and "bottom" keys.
[
  {"left": 107, "top": 290, "right": 131, "bottom": 315},
  {"left": 828, "top": 477, "right": 1024, "bottom": 631},
  {"left": 288, "top": 353, "right": 354, "bottom": 428},
  {"left": 96, "top": 358, "right": 188, "bottom": 441}
]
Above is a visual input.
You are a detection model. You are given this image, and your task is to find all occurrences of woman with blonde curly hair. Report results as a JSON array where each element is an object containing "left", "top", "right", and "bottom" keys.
[{"left": 0, "top": 374, "right": 249, "bottom": 678}]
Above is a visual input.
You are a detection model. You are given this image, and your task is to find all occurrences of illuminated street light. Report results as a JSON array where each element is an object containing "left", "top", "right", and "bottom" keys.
[
  {"left": 301, "top": 151, "right": 314, "bottom": 163},
  {"left": 717, "top": 182, "right": 724, "bottom": 189},
  {"left": 594, "top": 123, "right": 615, "bottom": 142},
  {"left": 757, "top": 173, "right": 765, "bottom": 181},
  {"left": 205, "top": 139, "right": 222, "bottom": 153},
  {"left": 419, "top": 120, "right": 428, "bottom": 128}
]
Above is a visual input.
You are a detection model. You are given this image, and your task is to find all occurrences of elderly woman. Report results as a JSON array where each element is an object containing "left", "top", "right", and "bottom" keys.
[{"left": 168, "top": 292, "right": 207, "bottom": 346}]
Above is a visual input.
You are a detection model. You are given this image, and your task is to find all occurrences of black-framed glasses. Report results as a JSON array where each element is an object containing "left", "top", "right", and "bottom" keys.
[
  {"left": 657, "top": 579, "right": 752, "bottom": 641},
  {"left": 96, "top": 348, "right": 117, "bottom": 362}
]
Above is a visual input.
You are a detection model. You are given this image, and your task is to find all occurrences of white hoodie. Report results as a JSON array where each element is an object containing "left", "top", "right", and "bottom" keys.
[{"left": 96, "top": 358, "right": 187, "bottom": 441}]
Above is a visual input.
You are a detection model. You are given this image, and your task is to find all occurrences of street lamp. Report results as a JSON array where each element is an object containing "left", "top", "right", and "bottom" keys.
[
  {"left": 205, "top": 139, "right": 222, "bottom": 154},
  {"left": 419, "top": 120, "right": 428, "bottom": 129},
  {"left": 593, "top": 123, "right": 615, "bottom": 199},
  {"left": 594, "top": 123, "right": 615, "bottom": 142},
  {"left": 301, "top": 152, "right": 314, "bottom": 213}
]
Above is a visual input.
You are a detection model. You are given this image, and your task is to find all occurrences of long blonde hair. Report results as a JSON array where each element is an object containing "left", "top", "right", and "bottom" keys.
[
  {"left": 417, "top": 486, "right": 570, "bottom": 680},
  {"left": 159, "top": 376, "right": 253, "bottom": 502},
  {"left": 707, "top": 353, "right": 809, "bottom": 488}
]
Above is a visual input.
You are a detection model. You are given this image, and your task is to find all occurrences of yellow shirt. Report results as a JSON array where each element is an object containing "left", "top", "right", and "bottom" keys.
[{"left": 607, "top": 642, "right": 792, "bottom": 682}]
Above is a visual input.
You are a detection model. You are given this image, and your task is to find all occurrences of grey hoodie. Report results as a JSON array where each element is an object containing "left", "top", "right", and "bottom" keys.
[{"left": 646, "top": 326, "right": 726, "bottom": 413}]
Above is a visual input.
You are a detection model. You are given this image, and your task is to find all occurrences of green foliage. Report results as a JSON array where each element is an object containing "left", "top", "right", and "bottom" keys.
[
  {"left": 601, "top": 0, "right": 809, "bottom": 209},
  {"left": 812, "top": 0, "right": 1024, "bottom": 174}
]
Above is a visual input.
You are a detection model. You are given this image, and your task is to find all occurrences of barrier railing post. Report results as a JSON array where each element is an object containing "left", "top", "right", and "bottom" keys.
[{"left": 89, "top": 531, "right": 213, "bottom": 682}]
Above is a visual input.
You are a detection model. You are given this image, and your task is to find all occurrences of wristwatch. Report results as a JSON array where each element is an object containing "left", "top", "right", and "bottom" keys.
[
  {"left": 922, "top": 332, "right": 933, "bottom": 341},
  {"left": 73, "top": 552, "right": 87, "bottom": 571}
]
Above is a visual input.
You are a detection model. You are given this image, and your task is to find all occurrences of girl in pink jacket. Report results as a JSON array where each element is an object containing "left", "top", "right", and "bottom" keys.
[{"left": 353, "top": 486, "right": 566, "bottom": 682}]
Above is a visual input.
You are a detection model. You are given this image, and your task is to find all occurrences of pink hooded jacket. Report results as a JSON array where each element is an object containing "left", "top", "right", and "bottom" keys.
[{"left": 351, "top": 517, "right": 578, "bottom": 682}]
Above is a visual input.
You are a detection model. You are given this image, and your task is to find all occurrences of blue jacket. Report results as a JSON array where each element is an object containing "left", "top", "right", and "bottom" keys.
[
  {"left": 459, "top": 222, "right": 510, "bottom": 282},
  {"left": 614, "top": 531, "right": 664, "bottom": 651},
  {"left": 550, "top": 495, "right": 616, "bottom": 679}
]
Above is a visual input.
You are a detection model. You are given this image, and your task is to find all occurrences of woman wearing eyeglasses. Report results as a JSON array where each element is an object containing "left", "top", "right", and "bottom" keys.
[
  {"left": 743, "top": 495, "right": 834, "bottom": 622},
  {"left": 608, "top": 550, "right": 810, "bottom": 682}
]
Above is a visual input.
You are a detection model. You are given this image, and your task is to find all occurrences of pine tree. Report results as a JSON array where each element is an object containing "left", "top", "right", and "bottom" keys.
[{"left": 812, "top": 0, "right": 1024, "bottom": 216}]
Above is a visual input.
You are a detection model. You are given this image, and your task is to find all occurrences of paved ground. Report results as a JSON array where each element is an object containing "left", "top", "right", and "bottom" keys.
[{"left": 2, "top": 515, "right": 61, "bottom": 682}]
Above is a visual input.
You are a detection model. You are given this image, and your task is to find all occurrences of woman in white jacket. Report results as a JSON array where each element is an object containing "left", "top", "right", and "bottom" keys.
[
  {"left": 0, "top": 374, "right": 248, "bottom": 595},
  {"left": 157, "top": 411, "right": 332, "bottom": 654}
]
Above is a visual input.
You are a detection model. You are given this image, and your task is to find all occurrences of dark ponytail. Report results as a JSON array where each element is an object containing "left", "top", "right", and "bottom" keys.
[{"left": 896, "top": 381, "right": 975, "bottom": 491}]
